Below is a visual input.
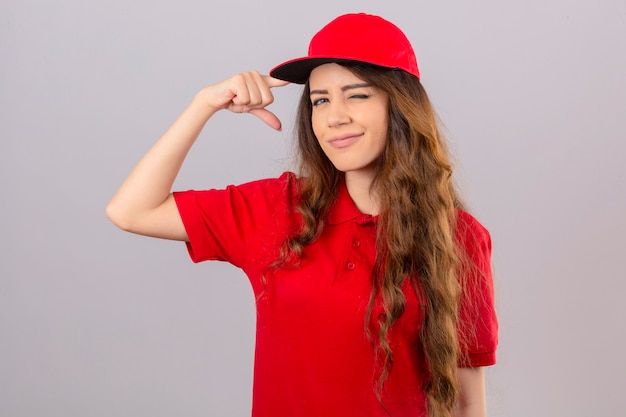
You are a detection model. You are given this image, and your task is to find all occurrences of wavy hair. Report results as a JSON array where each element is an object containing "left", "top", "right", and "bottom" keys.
[{"left": 281, "top": 63, "right": 465, "bottom": 417}]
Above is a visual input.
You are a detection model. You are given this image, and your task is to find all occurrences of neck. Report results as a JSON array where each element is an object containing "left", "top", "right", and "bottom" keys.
[{"left": 344, "top": 170, "right": 380, "bottom": 215}]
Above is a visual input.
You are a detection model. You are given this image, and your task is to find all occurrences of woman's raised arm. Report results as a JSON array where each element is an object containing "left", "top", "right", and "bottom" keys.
[{"left": 105, "top": 71, "right": 288, "bottom": 241}]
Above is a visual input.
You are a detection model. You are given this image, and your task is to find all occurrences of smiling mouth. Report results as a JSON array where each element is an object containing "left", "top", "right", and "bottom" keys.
[{"left": 328, "top": 133, "right": 363, "bottom": 148}]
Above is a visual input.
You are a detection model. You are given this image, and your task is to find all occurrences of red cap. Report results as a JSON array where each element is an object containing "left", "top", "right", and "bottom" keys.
[{"left": 270, "top": 13, "right": 420, "bottom": 84}]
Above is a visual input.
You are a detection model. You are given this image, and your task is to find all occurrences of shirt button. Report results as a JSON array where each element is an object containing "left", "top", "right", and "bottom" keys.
[
  {"left": 347, "top": 262, "right": 356, "bottom": 270},
  {"left": 352, "top": 239, "right": 361, "bottom": 248}
]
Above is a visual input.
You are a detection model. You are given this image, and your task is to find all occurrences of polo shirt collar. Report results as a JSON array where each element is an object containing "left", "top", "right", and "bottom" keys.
[{"left": 327, "top": 180, "right": 378, "bottom": 226}]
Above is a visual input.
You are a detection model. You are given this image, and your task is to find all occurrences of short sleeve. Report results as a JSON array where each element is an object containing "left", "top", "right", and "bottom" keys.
[
  {"left": 173, "top": 172, "right": 296, "bottom": 268},
  {"left": 455, "top": 210, "right": 499, "bottom": 367}
]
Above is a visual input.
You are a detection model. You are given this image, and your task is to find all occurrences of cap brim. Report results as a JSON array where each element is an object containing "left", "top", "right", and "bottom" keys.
[{"left": 270, "top": 57, "right": 380, "bottom": 84}]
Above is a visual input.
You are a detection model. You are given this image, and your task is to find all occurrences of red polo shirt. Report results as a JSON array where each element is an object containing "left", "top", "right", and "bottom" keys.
[{"left": 173, "top": 172, "right": 497, "bottom": 417}]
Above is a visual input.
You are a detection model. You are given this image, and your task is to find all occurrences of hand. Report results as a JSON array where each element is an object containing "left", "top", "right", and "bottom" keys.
[{"left": 198, "top": 71, "right": 289, "bottom": 131}]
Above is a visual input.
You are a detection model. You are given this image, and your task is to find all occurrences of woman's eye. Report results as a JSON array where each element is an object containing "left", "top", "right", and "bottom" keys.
[
  {"left": 350, "top": 94, "right": 370, "bottom": 100},
  {"left": 312, "top": 97, "right": 329, "bottom": 106}
]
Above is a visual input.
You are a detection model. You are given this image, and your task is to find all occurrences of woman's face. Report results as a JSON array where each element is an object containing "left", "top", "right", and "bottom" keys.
[{"left": 309, "top": 63, "right": 389, "bottom": 180}]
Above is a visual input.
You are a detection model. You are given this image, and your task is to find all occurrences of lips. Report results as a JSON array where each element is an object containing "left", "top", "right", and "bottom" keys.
[{"left": 327, "top": 133, "right": 363, "bottom": 148}]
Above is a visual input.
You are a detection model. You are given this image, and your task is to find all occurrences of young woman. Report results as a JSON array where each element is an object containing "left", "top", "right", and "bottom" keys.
[{"left": 107, "top": 13, "right": 498, "bottom": 417}]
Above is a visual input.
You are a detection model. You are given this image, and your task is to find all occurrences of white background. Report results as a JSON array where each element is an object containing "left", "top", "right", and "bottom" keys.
[{"left": 2, "top": 0, "right": 625, "bottom": 415}]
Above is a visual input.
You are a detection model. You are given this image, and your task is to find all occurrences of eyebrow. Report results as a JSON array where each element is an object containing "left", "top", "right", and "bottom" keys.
[{"left": 309, "top": 83, "right": 372, "bottom": 96}]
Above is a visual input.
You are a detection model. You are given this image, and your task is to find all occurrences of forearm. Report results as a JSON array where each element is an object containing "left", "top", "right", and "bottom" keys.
[{"left": 106, "top": 91, "right": 217, "bottom": 230}]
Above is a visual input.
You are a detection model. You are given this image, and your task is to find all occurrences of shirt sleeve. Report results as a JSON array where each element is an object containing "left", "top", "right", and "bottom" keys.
[
  {"left": 455, "top": 210, "right": 499, "bottom": 367},
  {"left": 172, "top": 172, "right": 296, "bottom": 268}
]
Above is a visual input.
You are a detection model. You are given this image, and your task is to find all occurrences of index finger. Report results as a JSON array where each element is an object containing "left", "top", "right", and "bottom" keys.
[{"left": 263, "top": 75, "right": 290, "bottom": 88}]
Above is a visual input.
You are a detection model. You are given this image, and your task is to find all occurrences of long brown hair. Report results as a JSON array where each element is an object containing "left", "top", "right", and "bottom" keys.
[{"left": 282, "top": 64, "right": 464, "bottom": 417}]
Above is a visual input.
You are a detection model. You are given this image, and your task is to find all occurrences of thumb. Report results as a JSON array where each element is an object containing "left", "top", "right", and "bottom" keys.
[
  {"left": 249, "top": 108, "right": 283, "bottom": 131},
  {"left": 262, "top": 75, "right": 290, "bottom": 88}
]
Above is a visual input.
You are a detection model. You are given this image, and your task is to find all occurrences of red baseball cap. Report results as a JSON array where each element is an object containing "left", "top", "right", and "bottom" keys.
[{"left": 270, "top": 13, "right": 420, "bottom": 84}]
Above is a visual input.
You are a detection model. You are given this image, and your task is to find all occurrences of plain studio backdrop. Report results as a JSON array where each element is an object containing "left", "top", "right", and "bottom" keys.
[{"left": 1, "top": 0, "right": 625, "bottom": 416}]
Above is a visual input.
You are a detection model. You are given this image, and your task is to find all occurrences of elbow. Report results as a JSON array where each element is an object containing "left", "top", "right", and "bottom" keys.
[{"left": 105, "top": 200, "right": 134, "bottom": 232}]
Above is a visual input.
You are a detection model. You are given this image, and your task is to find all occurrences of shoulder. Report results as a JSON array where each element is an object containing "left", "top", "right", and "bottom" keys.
[
  {"left": 455, "top": 209, "right": 492, "bottom": 270},
  {"left": 176, "top": 171, "right": 299, "bottom": 202},
  {"left": 222, "top": 172, "right": 300, "bottom": 212},
  {"left": 455, "top": 210, "right": 491, "bottom": 248},
  {"left": 173, "top": 171, "right": 301, "bottom": 227},
  {"left": 234, "top": 171, "right": 299, "bottom": 197},
  {"left": 456, "top": 210, "right": 489, "bottom": 237}
]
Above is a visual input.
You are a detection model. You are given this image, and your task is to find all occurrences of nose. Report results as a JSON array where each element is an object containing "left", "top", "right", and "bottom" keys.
[{"left": 326, "top": 99, "right": 351, "bottom": 127}]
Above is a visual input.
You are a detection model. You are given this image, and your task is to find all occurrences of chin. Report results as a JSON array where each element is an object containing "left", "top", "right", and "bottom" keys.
[{"left": 329, "top": 163, "right": 354, "bottom": 173}]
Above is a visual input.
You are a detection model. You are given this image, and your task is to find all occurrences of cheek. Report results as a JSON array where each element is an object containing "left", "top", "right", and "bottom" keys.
[
  {"left": 311, "top": 112, "right": 322, "bottom": 138},
  {"left": 368, "top": 100, "right": 389, "bottom": 143},
  {"left": 309, "top": 115, "right": 328, "bottom": 154},
  {"left": 375, "top": 115, "right": 389, "bottom": 149},
  {"left": 311, "top": 114, "right": 329, "bottom": 155}
]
